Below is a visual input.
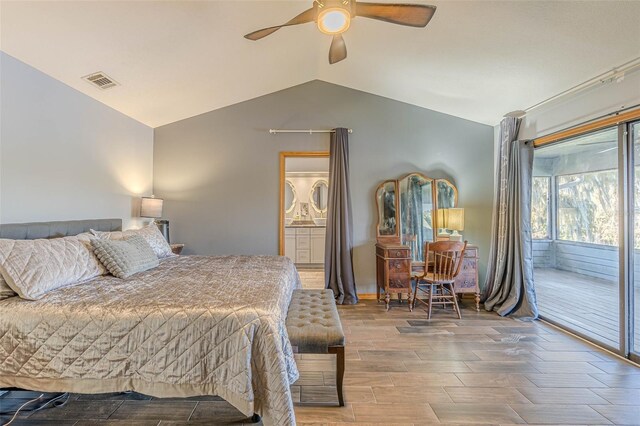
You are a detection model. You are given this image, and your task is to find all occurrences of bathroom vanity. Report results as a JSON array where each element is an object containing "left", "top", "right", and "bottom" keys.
[{"left": 285, "top": 224, "right": 325, "bottom": 266}]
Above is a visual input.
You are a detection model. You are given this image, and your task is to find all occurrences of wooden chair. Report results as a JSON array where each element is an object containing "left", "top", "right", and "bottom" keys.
[{"left": 412, "top": 241, "right": 467, "bottom": 319}]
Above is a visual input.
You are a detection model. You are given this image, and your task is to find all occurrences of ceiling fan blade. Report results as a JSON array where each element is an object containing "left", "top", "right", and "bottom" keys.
[
  {"left": 329, "top": 34, "right": 347, "bottom": 64},
  {"left": 355, "top": 3, "right": 436, "bottom": 27},
  {"left": 244, "top": 8, "right": 315, "bottom": 40}
]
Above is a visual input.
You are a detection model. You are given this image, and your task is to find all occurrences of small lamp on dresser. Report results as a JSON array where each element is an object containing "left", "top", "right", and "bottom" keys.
[
  {"left": 140, "top": 196, "right": 170, "bottom": 243},
  {"left": 436, "top": 209, "right": 450, "bottom": 240},
  {"left": 444, "top": 208, "right": 465, "bottom": 242}
]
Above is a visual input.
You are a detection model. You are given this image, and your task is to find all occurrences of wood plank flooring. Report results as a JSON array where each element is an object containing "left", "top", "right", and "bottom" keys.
[
  {"left": 535, "top": 267, "right": 640, "bottom": 349},
  {"left": 2, "top": 282, "right": 639, "bottom": 425}
]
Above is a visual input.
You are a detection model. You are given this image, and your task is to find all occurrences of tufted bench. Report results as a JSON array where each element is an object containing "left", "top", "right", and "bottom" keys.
[{"left": 286, "top": 289, "right": 345, "bottom": 406}]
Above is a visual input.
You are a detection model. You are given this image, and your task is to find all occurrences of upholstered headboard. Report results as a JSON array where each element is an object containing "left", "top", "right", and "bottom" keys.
[{"left": 0, "top": 219, "right": 122, "bottom": 240}]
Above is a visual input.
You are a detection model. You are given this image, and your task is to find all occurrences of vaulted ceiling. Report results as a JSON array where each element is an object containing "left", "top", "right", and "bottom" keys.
[{"left": 2, "top": 1, "right": 639, "bottom": 128}]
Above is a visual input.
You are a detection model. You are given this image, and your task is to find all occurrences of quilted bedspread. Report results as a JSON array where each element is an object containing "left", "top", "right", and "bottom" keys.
[{"left": 0, "top": 255, "right": 301, "bottom": 425}]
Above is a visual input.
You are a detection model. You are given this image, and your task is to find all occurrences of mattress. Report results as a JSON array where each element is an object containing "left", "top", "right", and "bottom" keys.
[{"left": 0, "top": 255, "right": 301, "bottom": 425}]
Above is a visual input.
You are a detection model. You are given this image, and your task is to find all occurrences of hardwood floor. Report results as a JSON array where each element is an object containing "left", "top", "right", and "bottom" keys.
[
  {"left": 2, "top": 298, "right": 639, "bottom": 425},
  {"left": 535, "top": 267, "right": 640, "bottom": 349},
  {"left": 298, "top": 269, "right": 325, "bottom": 290}
]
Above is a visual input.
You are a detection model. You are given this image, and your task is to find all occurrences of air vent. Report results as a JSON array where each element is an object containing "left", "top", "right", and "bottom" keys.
[{"left": 82, "top": 72, "right": 118, "bottom": 90}]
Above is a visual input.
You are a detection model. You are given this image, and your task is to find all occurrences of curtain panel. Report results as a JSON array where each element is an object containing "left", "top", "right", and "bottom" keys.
[
  {"left": 325, "top": 128, "right": 358, "bottom": 304},
  {"left": 483, "top": 117, "right": 538, "bottom": 319}
]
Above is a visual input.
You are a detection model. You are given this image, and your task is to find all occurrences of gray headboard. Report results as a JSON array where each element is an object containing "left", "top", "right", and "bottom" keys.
[{"left": 0, "top": 219, "right": 122, "bottom": 240}]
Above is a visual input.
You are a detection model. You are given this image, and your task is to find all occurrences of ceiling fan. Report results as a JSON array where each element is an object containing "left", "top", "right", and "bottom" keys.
[{"left": 244, "top": 0, "right": 436, "bottom": 64}]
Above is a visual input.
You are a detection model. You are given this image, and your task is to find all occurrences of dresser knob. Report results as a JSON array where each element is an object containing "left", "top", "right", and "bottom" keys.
[{"left": 395, "top": 251, "right": 402, "bottom": 257}]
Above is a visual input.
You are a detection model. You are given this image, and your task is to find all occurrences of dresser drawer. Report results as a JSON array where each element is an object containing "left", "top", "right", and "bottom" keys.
[
  {"left": 296, "top": 228, "right": 311, "bottom": 236},
  {"left": 388, "top": 275, "right": 411, "bottom": 289},
  {"left": 464, "top": 247, "right": 478, "bottom": 258},
  {"left": 455, "top": 273, "right": 477, "bottom": 292},
  {"left": 296, "top": 250, "right": 310, "bottom": 263},
  {"left": 388, "top": 259, "right": 410, "bottom": 273},
  {"left": 310, "top": 228, "right": 325, "bottom": 235},
  {"left": 461, "top": 258, "right": 477, "bottom": 273},
  {"left": 296, "top": 235, "right": 310, "bottom": 249},
  {"left": 387, "top": 248, "right": 410, "bottom": 259}
]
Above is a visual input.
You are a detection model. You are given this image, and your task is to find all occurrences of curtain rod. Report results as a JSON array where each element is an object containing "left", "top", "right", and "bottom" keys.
[
  {"left": 533, "top": 104, "right": 640, "bottom": 148},
  {"left": 506, "top": 56, "right": 640, "bottom": 119},
  {"left": 269, "top": 129, "right": 353, "bottom": 134}
]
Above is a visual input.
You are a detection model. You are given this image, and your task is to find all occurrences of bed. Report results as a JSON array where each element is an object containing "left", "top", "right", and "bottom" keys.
[{"left": 0, "top": 219, "right": 301, "bottom": 425}]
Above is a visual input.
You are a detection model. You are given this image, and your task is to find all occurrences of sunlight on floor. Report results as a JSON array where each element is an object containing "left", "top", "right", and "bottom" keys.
[{"left": 297, "top": 269, "right": 324, "bottom": 289}]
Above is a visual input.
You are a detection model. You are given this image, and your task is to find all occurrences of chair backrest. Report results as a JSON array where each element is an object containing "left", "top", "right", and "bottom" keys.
[{"left": 425, "top": 240, "right": 468, "bottom": 282}]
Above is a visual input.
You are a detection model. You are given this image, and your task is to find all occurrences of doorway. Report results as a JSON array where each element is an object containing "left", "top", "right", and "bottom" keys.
[{"left": 279, "top": 152, "right": 330, "bottom": 289}]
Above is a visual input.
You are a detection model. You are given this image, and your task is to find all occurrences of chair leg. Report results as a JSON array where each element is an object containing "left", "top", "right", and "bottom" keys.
[
  {"left": 427, "top": 284, "right": 434, "bottom": 319},
  {"left": 329, "top": 346, "right": 345, "bottom": 406},
  {"left": 449, "top": 283, "right": 462, "bottom": 319}
]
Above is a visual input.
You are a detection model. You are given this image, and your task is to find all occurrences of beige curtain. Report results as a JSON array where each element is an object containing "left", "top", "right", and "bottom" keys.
[{"left": 483, "top": 117, "right": 538, "bottom": 319}]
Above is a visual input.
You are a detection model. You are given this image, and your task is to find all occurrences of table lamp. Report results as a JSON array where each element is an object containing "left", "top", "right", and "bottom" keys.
[
  {"left": 436, "top": 208, "right": 450, "bottom": 239},
  {"left": 141, "top": 196, "right": 170, "bottom": 243},
  {"left": 444, "top": 208, "right": 464, "bottom": 242}
]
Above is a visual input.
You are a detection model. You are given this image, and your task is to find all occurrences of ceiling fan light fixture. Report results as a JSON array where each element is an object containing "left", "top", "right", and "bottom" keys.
[{"left": 317, "top": 8, "right": 351, "bottom": 34}]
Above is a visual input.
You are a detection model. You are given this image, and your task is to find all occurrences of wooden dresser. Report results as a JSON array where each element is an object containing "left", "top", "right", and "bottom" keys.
[
  {"left": 375, "top": 243, "right": 413, "bottom": 310},
  {"left": 455, "top": 245, "right": 480, "bottom": 311},
  {"left": 377, "top": 243, "right": 480, "bottom": 312}
]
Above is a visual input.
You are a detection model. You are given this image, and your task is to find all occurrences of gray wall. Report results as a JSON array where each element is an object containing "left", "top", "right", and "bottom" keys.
[
  {"left": 0, "top": 52, "right": 154, "bottom": 228},
  {"left": 154, "top": 80, "right": 494, "bottom": 294}
]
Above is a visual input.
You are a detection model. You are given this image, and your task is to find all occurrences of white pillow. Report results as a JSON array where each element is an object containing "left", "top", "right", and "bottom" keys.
[
  {"left": 0, "top": 233, "right": 106, "bottom": 300},
  {"left": 91, "top": 224, "right": 174, "bottom": 259}
]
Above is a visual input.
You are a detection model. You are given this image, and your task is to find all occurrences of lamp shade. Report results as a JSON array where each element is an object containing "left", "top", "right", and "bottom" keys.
[
  {"left": 140, "top": 197, "right": 163, "bottom": 218},
  {"left": 436, "top": 209, "right": 446, "bottom": 228},
  {"left": 444, "top": 208, "right": 464, "bottom": 231}
]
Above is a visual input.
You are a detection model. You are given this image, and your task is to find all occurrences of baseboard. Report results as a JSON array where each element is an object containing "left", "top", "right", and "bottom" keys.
[{"left": 357, "top": 293, "right": 378, "bottom": 300}]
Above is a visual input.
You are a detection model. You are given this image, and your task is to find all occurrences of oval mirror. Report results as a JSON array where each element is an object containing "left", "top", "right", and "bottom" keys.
[
  {"left": 284, "top": 180, "right": 296, "bottom": 214},
  {"left": 310, "top": 179, "right": 329, "bottom": 213}
]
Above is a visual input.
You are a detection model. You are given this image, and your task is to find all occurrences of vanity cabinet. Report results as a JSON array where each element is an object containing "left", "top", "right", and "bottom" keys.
[
  {"left": 455, "top": 245, "right": 480, "bottom": 311},
  {"left": 310, "top": 228, "right": 326, "bottom": 264},
  {"left": 284, "top": 228, "right": 296, "bottom": 261},
  {"left": 376, "top": 243, "right": 413, "bottom": 311},
  {"left": 284, "top": 227, "right": 325, "bottom": 265}
]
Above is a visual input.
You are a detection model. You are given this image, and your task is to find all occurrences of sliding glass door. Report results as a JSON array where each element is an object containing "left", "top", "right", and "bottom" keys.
[
  {"left": 533, "top": 119, "right": 640, "bottom": 359},
  {"left": 533, "top": 127, "right": 621, "bottom": 350}
]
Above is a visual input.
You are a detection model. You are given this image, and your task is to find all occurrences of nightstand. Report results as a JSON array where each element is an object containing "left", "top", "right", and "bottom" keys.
[{"left": 170, "top": 243, "right": 185, "bottom": 255}]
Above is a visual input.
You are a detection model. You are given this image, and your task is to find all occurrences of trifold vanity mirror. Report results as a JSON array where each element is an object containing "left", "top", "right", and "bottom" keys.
[
  {"left": 375, "top": 172, "right": 480, "bottom": 312},
  {"left": 376, "top": 173, "right": 457, "bottom": 262}
]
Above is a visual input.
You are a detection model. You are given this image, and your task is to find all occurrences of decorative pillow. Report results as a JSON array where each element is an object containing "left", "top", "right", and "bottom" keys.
[
  {"left": 0, "top": 234, "right": 107, "bottom": 300},
  {"left": 91, "top": 235, "right": 159, "bottom": 279},
  {"left": 91, "top": 224, "right": 174, "bottom": 259},
  {"left": 0, "top": 276, "right": 16, "bottom": 300}
]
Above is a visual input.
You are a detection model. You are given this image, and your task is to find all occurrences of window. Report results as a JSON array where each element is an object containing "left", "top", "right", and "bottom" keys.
[
  {"left": 557, "top": 169, "right": 618, "bottom": 245},
  {"left": 532, "top": 176, "right": 551, "bottom": 239}
]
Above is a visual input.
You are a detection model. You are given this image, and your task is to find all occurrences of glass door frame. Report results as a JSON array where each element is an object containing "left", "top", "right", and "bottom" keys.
[
  {"left": 629, "top": 120, "right": 640, "bottom": 363},
  {"left": 619, "top": 121, "right": 631, "bottom": 359}
]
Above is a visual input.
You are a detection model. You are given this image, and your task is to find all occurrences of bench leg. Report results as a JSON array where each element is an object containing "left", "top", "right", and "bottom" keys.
[{"left": 328, "top": 346, "right": 345, "bottom": 406}]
